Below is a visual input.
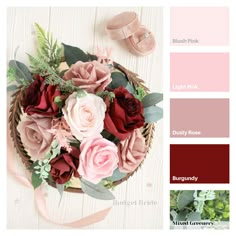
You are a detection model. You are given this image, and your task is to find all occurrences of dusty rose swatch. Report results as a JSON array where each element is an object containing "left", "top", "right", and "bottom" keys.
[{"left": 170, "top": 99, "right": 229, "bottom": 137}]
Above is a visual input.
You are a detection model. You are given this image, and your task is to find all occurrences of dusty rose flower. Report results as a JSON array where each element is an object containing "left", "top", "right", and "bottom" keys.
[
  {"left": 118, "top": 129, "right": 147, "bottom": 173},
  {"left": 63, "top": 60, "right": 112, "bottom": 93},
  {"left": 62, "top": 92, "right": 106, "bottom": 141},
  {"left": 17, "top": 116, "right": 53, "bottom": 161},
  {"left": 78, "top": 135, "right": 118, "bottom": 184}
]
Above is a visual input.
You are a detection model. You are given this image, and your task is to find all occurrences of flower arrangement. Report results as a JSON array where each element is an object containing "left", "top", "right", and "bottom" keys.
[{"left": 8, "top": 24, "right": 163, "bottom": 200}]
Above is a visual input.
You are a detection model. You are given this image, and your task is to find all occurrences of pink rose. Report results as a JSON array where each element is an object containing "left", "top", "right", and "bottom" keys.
[
  {"left": 78, "top": 135, "right": 118, "bottom": 184},
  {"left": 63, "top": 61, "right": 112, "bottom": 93},
  {"left": 118, "top": 129, "right": 147, "bottom": 173},
  {"left": 62, "top": 92, "right": 106, "bottom": 141},
  {"left": 17, "top": 116, "right": 53, "bottom": 161}
]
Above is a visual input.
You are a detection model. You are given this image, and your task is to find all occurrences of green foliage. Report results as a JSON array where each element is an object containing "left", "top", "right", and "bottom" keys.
[
  {"left": 7, "top": 67, "right": 16, "bottom": 83},
  {"left": 32, "top": 172, "right": 43, "bottom": 189},
  {"left": 30, "top": 140, "right": 61, "bottom": 189},
  {"left": 186, "top": 212, "right": 201, "bottom": 221},
  {"left": 100, "top": 179, "right": 115, "bottom": 190},
  {"left": 64, "top": 180, "right": 72, "bottom": 189},
  {"left": 80, "top": 178, "right": 115, "bottom": 200},
  {"left": 144, "top": 106, "right": 163, "bottom": 123},
  {"left": 170, "top": 190, "right": 230, "bottom": 222},
  {"left": 27, "top": 24, "right": 82, "bottom": 93},
  {"left": 134, "top": 87, "right": 147, "bottom": 101},
  {"left": 87, "top": 53, "right": 98, "bottom": 61},
  {"left": 56, "top": 183, "right": 65, "bottom": 203},
  {"left": 142, "top": 93, "right": 163, "bottom": 107},
  {"left": 142, "top": 93, "right": 163, "bottom": 123},
  {"left": 109, "top": 72, "right": 128, "bottom": 88},
  {"left": 96, "top": 90, "right": 115, "bottom": 102},
  {"left": 201, "top": 191, "right": 230, "bottom": 221},
  {"left": 34, "top": 23, "right": 62, "bottom": 70},
  {"left": 177, "top": 190, "right": 195, "bottom": 210},
  {"left": 54, "top": 96, "right": 65, "bottom": 109},
  {"left": 7, "top": 85, "right": 19, "bottom": 92},
  {"left": 62, "top": 43, "right": 89, "bottom": 66},
  {"left": 8, "top": 60, "right": 33, "bottom": 86},
  {"left": 27, "top": 53, "right": 82, "bottom": 93},
  {"left": 106, "top": 168, "right": 127, "bottom": 182},
  {"left": 101, "top": 129, "right": 120, "bottom": 144}
]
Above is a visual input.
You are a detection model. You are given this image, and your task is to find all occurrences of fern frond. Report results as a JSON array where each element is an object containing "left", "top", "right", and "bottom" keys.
[
  {"left": 27, "top": 53, "right": 83, "bottom": 93},
  {"left": 34, "top": 23, "right": 62, "bottom": 70},
  {"left": 35, "top": 23, "right": 46, "bottom": 49}
]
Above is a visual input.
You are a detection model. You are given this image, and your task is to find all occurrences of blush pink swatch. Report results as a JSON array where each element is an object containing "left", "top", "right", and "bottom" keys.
[
  {"left": 170, "top": 53, "right": 229, "bottom": 92},
  {"left": 170, "top": 99, "right": 229, "bottom": 138},
  {"left": 170, "top": 7, "right": 229, "bottom": 46}
]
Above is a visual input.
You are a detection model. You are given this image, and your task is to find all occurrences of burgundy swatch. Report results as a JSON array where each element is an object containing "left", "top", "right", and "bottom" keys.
[
  {"left": 170, "top": 99, "right": 229, "bottom": 137},
  {"left": 170, "top": 144, "right": 229, "bottom": 184}
]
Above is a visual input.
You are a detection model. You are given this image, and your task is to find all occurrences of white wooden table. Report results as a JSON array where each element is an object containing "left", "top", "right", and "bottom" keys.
[{"left": 7, "top": 7, "right": 163, "bottom": 229}]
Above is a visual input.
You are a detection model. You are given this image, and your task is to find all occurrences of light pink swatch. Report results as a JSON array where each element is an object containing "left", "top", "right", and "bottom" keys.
[
  {"left": 170, "top": 7, "right": 229, "bottom": 46},
  {"left": 170, "top": 53, "right": 229, "bottom": 92},
  {"left": 170, "top": 99, "right": 229, "bottom": 138}
]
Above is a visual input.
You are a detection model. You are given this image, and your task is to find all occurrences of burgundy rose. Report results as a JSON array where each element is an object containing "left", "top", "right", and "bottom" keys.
[
  {"left": 104, "top": 87, "right": 145, "bottom": 140},
  {"left": 22, "top": 75, "right": 61, "bottom": 116},
  {"left": 49, "top": 147, "right": 80, "bottom": 184}
]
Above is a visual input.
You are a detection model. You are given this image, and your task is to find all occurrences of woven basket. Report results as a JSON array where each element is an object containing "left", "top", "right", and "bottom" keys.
[{"left": 9, "top": 61, "right": 155, "bottom": 193}]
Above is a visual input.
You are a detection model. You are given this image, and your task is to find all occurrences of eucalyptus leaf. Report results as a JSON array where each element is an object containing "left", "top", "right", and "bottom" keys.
[
  {"left": 176, "top": 210, "right": 188, "bottom": 221},
  {"left": 144, "top": 106, "right": 163, "bottom": 123},
  {"left": 177, "top": 190, "right": 195, "bottom": 210},
  {"left": 107, "top": 168, "right": 127, "bottom": 182},
  {"left": 7, "top": 85, "right": 18, "bottom": 92},
  {"left": 170, "top": 210, "right": 178, "bottom": 221},
  {"left": 80, "top": 178, "right": 115, "bottom": 200},
  {"left": 56, "top": 183, "right": 65, "bottom": 205},
  {"left": 125, "top": 83, "right": 135, "bottom": 94},
  {"left": 142, "top": 93, "right": 163, "bottom": 107},
  {"left": 62, "top": 43, "right": 88, "bottom": 66},
  {"left": 9, "top": 60, "right": 33, "bottom": 84},
  {"left": 108, "top": 72, "right": 128, "bottom": 89},
  {"left": 187, "top": 212, "right": 201, "bottom": 221},
  {"left": 87, "top": 53, "right": 98, "bottom": 61},
  {"left": 31, "top": 172, "right": 42, "bottom": 189}
]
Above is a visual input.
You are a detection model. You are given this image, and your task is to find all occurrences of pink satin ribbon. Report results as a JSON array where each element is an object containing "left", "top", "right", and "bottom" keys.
[{"left": 7, "top": 122, "right": 111, "bottom": 228}]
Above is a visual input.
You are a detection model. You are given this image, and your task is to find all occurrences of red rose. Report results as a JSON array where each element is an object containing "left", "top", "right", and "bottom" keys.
[
  {"left": 49, "top": 147, "right": 80, "bottom": 184},
  {"left": 104, "top": 87, "right": 145, "bottom": 140},
  {"left": 22, "top": 75, "right": 61, "bottom": 116}
]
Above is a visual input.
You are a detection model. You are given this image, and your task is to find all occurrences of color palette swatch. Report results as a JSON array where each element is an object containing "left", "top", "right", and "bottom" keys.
[
  {"left": 170, "top": 144, "right": 229, "bottom": 184},
  {"left": 170, "top": 99, "right": 229, "bottom": 138},
  {"left": 170, "top": 7, "right": 229, "bottom": 46},
  {"left": 170, "top": 53, "right": 229, "bottom": 92},
  {"left": 169, "top": 6, "right": 230, "bottom": 229}
]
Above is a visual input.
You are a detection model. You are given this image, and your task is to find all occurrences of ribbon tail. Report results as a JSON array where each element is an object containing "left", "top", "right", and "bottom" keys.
[
  {"left": 34, "top": 187, "right": 111, "bottom": 228},
  {"left": 64, "top": 207, "right": 112, "bottom": 228}
]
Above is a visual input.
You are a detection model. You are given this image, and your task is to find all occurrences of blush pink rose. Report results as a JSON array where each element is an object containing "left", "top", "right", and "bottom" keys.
[
  {"left": 78, "top": 135, "right": 118, "bottom": 184},
  {"left": 62, "top": 92, "right": 106, "bottom": 141},
  {"left": 118, "top": 129, "right": 147, "bottom": 173},
  {"left": 63, "top": 61, "right": 112, "bottom": 93},
  {"left": 17, "top": 116, "right": 53, "bottom": 161}
]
